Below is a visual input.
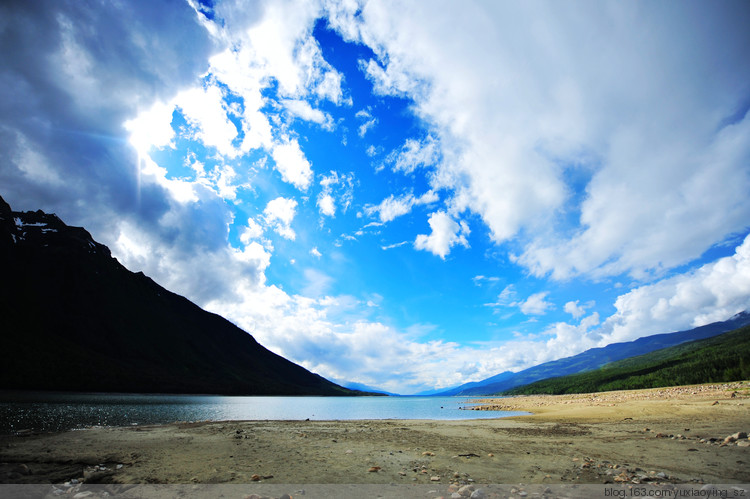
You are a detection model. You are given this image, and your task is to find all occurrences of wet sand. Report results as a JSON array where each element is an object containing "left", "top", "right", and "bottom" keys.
[{"left": 1, "top": 382, "right": 748, "bottom": 485}]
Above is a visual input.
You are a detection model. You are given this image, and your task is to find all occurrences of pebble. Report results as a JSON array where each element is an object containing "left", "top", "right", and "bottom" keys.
[
  {"left": 368, "top": 466, "right": 381, "bottom": 472},
  {"left": 431, "top": 476, "right": 440, "bottom": 481}
]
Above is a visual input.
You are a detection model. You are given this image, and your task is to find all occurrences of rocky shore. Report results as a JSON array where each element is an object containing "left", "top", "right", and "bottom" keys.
[{"left": 1, "top": 382, "right": 748, "bottom": 490}]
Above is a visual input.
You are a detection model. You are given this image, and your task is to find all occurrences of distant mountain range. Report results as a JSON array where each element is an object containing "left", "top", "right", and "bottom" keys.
[
  {"left": 506, "top": 324, "right": 750, "bottom": 395},
  {"left": 0, "top": 196, "right": 363, "bottom": 396},
  {"left": 435, "top": 311, "right": 750, "bottom": 396}
]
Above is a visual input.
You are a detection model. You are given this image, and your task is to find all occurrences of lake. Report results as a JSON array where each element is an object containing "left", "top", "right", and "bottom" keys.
[{"left": 0, "top": 392, "right": 523, "bottom": 434}]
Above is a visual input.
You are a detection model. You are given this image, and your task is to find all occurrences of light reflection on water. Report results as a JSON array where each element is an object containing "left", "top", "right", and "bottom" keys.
[{"left": 0, "top": 392, "right": 521, "bottom": 434}]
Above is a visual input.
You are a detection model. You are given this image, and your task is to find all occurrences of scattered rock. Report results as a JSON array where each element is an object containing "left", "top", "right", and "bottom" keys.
[
  {"left": 458, "top": 484, "right": 475, "bottom": 496},
  {"left": 368, "top": 466, "right": 381, "bottom": 472},
  {"left": 250, "top": 474, "right": 261, "bottom": 481},
  {"left": 422, "top": 451, "right": 436, "bottom": 456},
  {"left": 430, "top": 475, "right": 440, "bottom": 481},
  {"left": 712, "top": 401, "right": 719, "bottom": 406},
  {"left": 737, "top": 440, "right": 750, "bottom": 447},
  {"left": 469, "top": 489, "right": 486, "bottom": 499},
  {"left": 732, "top": 432, "right": 748, "bottom": 440}
]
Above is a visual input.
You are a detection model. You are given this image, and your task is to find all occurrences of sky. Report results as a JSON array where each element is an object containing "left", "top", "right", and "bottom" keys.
[{"left": 2, "top": 0, "right": 750, "bottom": 394}]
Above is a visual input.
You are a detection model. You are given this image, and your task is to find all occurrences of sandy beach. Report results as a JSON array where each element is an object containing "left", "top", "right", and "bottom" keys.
[{"left": 1, "top": 382, "right": 748, "bottom": 488}]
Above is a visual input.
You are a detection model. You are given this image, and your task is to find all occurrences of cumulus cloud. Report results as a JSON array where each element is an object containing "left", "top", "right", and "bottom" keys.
[
  {"left": 271, "top": 138, "right": 313, "bottom": 190},
  {"left": 564, "top": 300, "right": 588, "bottom": 319},
  {"left": 263, "top": 197, "right": 298, "bottom": 240},
  {"left": 519, "top": 292, "right": 553, "bottom": 316},
  {"left": 414, "top": 211, "right": 470, "bottom": 259},
  {"left": 174, "top": 84, "right": 240, "bottom": 157},
  {"left": 239, "top": 218, "right": 266, "bottom": 245},
  {"left": 283, "top": 99, "right": 334, "bottom": 129},
  {"left": 317, "top": 193, "right": 336, "bottom": 217},
  {"left": 331, "top": 0, "right": 750, "bottom": 281},
  {"left": 596, "top": 233, "right": 750, "bottom": 344}
]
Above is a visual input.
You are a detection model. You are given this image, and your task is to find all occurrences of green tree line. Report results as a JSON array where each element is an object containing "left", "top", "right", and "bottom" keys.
[{"left": 503, "top": 324, "right": 750, "bottom": 395}]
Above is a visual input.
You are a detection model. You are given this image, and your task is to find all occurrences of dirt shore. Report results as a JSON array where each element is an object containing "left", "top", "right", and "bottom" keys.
[{"left": 1, "top": 383, "right": 748, "bottom": 486}]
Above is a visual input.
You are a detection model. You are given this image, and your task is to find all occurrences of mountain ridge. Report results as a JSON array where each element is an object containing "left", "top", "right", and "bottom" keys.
[
  {"left": 436, "top": 311, "right": 750, "bottom": 396},
  {"left": 505, "top": 324, "right": 750, "bottom": 395},
  {"left": 0, "top": 195, "right": 364, "bottom": 396}
]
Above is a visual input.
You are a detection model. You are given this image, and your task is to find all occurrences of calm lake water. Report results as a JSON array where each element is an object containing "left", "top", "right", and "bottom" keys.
[{"left": 0, "top": 392, "right": 522, "bottom": 434}]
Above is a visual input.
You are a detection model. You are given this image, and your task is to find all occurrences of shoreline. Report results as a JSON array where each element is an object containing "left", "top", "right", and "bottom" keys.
[{"left": 1, "top": 382, "right": 748, "bottom": 485}]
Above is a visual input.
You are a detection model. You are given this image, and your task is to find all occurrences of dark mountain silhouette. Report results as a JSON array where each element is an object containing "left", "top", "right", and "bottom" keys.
[
  {"left": 437, "top": 310, "right": 750, "bottom": 396},
  {"left": 0, "top": 195, "right": 362, "bottom": 396}
]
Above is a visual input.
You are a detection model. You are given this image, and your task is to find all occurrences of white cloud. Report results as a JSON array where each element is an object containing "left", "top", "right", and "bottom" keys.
[
  {"left": 317, "top": 193, "right": 336, "bottom": 217},
  {"left": 366, "top": 194, "right": 412, "bottom": 223},
  {"left": 472, "top": 275, "right": 500, "bottom": 286},
  {"left": 124, "top": 100, "right": 175, "bottom": 154},
  {"left": 282, "top": 99, "right": 334, "bottom": 129},
  {"left": 174, "top": 85, "right": 240, "bottom": 158},
  {"left": 564, "top": 300, "right": 587, "bottom": 319},
  {"left": 388, "top": 135, "right": 440, "bottom": 174},
  {"left": 596, "top": 233, "right": 750, "bottom": 344},
  {"left": 381, "top": 241, "right": 408, "bottom": 251},
  {"left": 263, "top": 196, "right": 298, "bottom": 240},
  {"left": 414, "top": 211, "right": 470, "bottom": 259},
  {"left": 355, "top": 108, "right": 378, "bottom": 137},
  {"left": 365, "top": 190, "right": 438, "bottom": 223},
  {"left": 519, "top": 292, "right": 553, "bottom": 316},
  {"left": 316, "top": 171, "right": 355, "bottom": 218},
  {"left": 310, "top": 247, "right": 322, "bottom": 258},
  {"left": 271, "top": 138, "right": 313, "bottom": 190},
  {"left": 239, "top": 218, "right": 265, "bottom": 245},
  {"left": 331, "top": 0, "right": 750, "bottom": 281}
]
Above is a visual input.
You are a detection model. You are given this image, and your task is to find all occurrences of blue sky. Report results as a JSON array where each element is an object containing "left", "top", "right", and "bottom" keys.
[{"left": 2, "top": 0, "right": 750, "bottom": 394}]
